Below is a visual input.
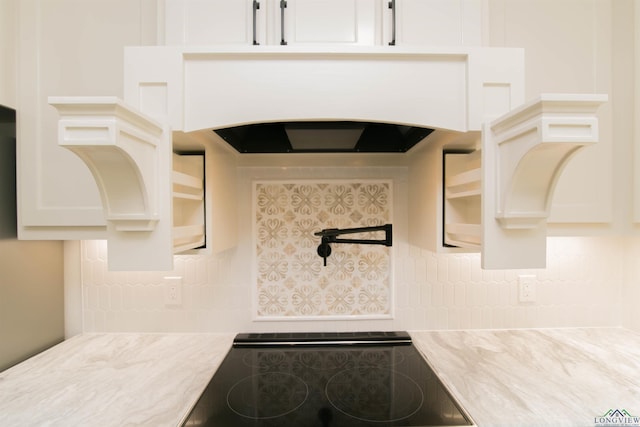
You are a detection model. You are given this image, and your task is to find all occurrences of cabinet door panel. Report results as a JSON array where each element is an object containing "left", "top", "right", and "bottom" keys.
[
  {"left": 388, "top": 0, "right": 483, "bottom": 46},
  {"left": 18, "top": 0, "right": 157, "bottom": 238},
  {"left": 164, "top": 0, "right": 258, "bottom": 45},
  {"left": 290, "top": 0, "right": 357, "bottom": 43},
  {"left": 489, "top": 0, "right": 613, "bottom": 224},
  {"left": 283, "top": 0, "right": 379, "bottom": 45}
]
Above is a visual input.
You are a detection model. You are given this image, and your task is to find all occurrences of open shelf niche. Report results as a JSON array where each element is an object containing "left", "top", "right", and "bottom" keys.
[
  {"left": 172, "top": 153, "right": 205, "bottom": 253},
  {"left": 444, "top": 149, "right": 481, "bottom": 248}
]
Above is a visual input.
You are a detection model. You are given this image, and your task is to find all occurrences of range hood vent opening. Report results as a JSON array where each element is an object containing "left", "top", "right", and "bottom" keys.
[
  {"left": 214, "top": 121, "right": 435, "bottom": 153},
  {"left": 285, "top": 123, "right": 365, "bottom": 151}
]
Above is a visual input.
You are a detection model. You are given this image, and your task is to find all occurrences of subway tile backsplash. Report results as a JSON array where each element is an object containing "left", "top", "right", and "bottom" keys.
[
  {"left": 79, "top": 167, "right": 628, "bottom": 333},
  {"left": 80, "top": 235, "right": 625, "bottom": 333}
]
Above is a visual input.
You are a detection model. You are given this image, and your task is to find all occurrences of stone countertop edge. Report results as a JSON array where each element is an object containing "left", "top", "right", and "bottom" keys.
[
  {"left": 0, "top": 333, "right": 235, "bottom": 427},
  {"left": 2, "top": 328, "right": 640, "bottom": 427},
  {"left": 409, "top": 327, "right": 640, "bottom": 427}
]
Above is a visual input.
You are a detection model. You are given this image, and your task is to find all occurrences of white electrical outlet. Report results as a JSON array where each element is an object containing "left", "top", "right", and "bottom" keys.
[
  {"left": 164, "top": 276, "right": 182, "bottom": 306},
  {"left": 518, "top": 274, "right": 536, "bottom": 303}
]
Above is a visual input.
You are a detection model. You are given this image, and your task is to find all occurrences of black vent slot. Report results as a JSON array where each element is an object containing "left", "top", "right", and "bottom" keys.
[{"left": 215, "top": 122, "right": 434, "bottom": 153}]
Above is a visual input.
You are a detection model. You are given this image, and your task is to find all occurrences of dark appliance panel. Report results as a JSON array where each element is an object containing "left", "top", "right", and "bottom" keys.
[{"left": 183, "top": 332, "right": 472, "bottom": 427}]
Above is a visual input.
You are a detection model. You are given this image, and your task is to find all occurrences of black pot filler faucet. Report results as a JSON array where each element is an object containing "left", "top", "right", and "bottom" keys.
[{"left": 314, "top": 224, "right": 393, "bottom": 266}]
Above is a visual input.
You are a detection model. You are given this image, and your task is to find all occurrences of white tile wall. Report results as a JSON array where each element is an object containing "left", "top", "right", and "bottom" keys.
[
  {"left": 79, "top": 236, "right": 626, "bottom": 332},
  {"left": 79, "top": 166, "right": 629, "bottom": 333}
]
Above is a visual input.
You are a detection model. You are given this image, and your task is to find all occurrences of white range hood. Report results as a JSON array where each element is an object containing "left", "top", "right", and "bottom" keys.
[
  {"left": 49, "top": 45, "right": 606, "bottom": 270},
  {"left": 122, "top": 45, "right": 525, "bottom": 133}
]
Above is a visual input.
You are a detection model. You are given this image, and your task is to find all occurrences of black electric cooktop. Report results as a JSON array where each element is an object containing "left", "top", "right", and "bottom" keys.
[{"left": 182, "top": 332, "right": 473, "bottom": 426}]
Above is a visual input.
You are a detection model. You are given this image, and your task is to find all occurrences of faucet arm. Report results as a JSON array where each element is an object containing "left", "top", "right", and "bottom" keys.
[{"left": 314, "top": 224, "right": 392, "bottom": 266}]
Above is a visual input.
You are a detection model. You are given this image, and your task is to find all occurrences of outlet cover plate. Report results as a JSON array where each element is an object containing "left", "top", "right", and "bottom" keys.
[
  {"left": 518, "top": 274, "right": 536, "bottom": 303},
  {"left": 164, "top": 276, "right": 182, "bottom": 306}
]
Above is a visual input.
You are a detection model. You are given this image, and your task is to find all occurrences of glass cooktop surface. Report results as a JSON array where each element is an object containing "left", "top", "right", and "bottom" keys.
[{"left": 183, "top": 332, "right": 472, "bottom": 427}]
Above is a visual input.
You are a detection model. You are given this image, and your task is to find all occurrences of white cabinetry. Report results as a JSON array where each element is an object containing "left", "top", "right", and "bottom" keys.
[
  {"left": 48, "top": 97, "right": 174, "bottom": 271},
  {"left": 280, "top": 0, "right": 380, "bottom": 46},
  {"left": 164, "top": 0, "right": 382, "bottom": 46},
  {"left": 124, "top": 45, "right": 524, "bottom": 134},
  {"left": 18, "top": 0, "right": 617, "bottom": 271},
  {"left": 385, "top": 0, "right": 483, "bottom": 46},
  {"left": 481, "top": 94, "right": 606, "bottom": 268},
  {"left": 162, "top": 0, "right": 484, "bottom": 47},
  {"left": 411, "top": 95, "right": 607, "bottom": 269},
  {"left": 17, "top": 0, "right": 236, "bottom": 271},
  {"left": 17, "top": 0, "right": 157, "bottom": 240},
  {"left": 164, "top": 0, "right": 263, "bottom": 45},
  {"left": 488, "top": 0, "right": 613, "bottom": 226},
  {"left": 48, "top": 97, "right": 235, "bottom": 270}
]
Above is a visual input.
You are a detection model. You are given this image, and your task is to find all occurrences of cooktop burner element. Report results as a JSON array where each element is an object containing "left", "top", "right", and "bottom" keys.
[
  {"left": 183, "top": 331, "right": 473, "bottom": 426},
  {"left": 227, "top": 372, "right": 308, "bottom": 419},
  {"left": 325, "top": 367, "right": 424, "bottom": 423}
]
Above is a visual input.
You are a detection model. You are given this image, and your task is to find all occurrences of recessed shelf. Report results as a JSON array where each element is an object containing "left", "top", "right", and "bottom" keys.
[
  {"left": 446, "top": 167, "right": 481, "bottom": 191},
  {"left": 173, "top": 224, "right": 206, "bottom": 253},
  {"left": 443, "top": 150, "right": 481, "bottom": 250},
  {"left": 172, "top": 153, "right": 205, "bottom": 254},
  {"left": 446, "top": 186, "right": 481, "bottom": 200},
  {"left": 173, "top": 170, "right": 203, "bottom": 191},
  {"left": 445, "top": 223, "right": 481, "bottom": 248}
]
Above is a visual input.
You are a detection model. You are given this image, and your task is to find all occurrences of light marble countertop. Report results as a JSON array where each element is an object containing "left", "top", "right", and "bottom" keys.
[
  {"left": 411, "top": 328, "right": 640, "bottom": 427},
  {"left": 1, "top": 328, "right": 639, "bottom": 427},
  {"left": 0, "top": 333, "right": 234, "bottom": 427}
]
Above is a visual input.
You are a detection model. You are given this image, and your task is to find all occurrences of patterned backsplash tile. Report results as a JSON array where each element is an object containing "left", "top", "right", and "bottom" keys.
[{"left": 254, "top": 181, "right": 392, "bottom": 319}]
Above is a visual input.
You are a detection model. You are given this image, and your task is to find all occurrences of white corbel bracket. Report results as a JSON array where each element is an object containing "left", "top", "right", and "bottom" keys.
[
  {"left": 481, "top": 93, "right": 607, "bottom": 269},
  {"left": 489, "top": 94, "right": 607, "bottom": 228},
  {"left": 49, "top": 96, "right": 169, "bottom": 232}
]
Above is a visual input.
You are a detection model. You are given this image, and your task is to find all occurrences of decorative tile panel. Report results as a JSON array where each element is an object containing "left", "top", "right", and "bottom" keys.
[{"left": 254, "top": 180, "right": 393, "bottom": 319}]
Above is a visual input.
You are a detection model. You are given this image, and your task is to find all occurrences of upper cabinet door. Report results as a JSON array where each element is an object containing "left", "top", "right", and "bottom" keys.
[
  {"left": 162, "top": 0, "right": 484, "bottom": 47},
  {"left": 384, "top": 0, "right": 484, "bottom": 46},
  {"left": 488, "top": 0, "right": 613, "bottom": 225},
  {"left": 164, "top": 0, "right": 380, "bottom": 46},
  {"left": 164, "top": 0, "right": 263, "bottom": 45},
  {"left": 280, "top": 0, "right": 380, "bottom": 46},
  {"left": 17, "top": 0, "right": 157, "bottom": 240}
]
